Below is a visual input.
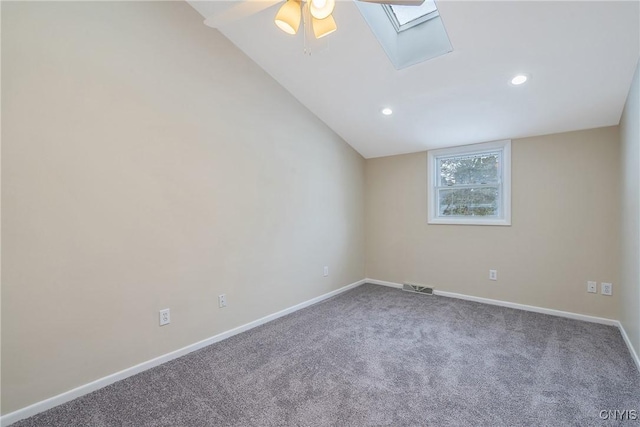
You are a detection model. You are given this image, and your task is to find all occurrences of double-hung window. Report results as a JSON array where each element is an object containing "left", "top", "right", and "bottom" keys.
[{"left": 427, "top": 140, "right": 511, "bottom": 225}]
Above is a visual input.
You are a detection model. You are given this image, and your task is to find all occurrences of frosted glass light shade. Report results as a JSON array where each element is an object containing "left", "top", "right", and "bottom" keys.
[
  {"left": 312, "top": 14, "right": 337, "bottom": 39},
  {"left": 310, "top": 0, "right": 335, "bottom": 20},
  {"left": 275, "top": 0, "right": 301, "bottom": 35}
]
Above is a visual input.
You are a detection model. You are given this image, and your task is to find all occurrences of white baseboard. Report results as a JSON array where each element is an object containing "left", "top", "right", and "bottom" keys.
[
  {"left": 365, "top": 278, "right": 640, "bottom": 373},
  {"left": 434, "top": 289, "right": 618, "bottom": 326},
  {"left": 618, "top": 322, "right": 640, "bottom": 373},
  {"left": 0, "top": 279, "right": 366, "bottom": 427},
  {"left": 365, "top": 278, "right": 617, "bottom": 325},
  {"left": 365, "top": 278, "right": 403, "bottom": 289}
]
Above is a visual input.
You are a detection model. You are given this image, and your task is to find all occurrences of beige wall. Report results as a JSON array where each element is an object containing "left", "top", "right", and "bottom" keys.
[
  {"left": 620, "top": 60, "right": 640, "bottom": 356},
  {"left": 1, "top": 0, "right": 634, "bottom": 418},
  {"left": 366, "top": 127, "right": 620, "bottom": 319},
  {"left": 1, "top": 1, "right": 365, "bottom": 414}
]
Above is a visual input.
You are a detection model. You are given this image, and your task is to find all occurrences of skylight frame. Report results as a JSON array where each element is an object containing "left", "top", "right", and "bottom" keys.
[
  {"left": 382, "top": 3, "right": 440, "bottom": 33},
  {"left": 354, "top": 0, "right": 453, "bottom": 70}
]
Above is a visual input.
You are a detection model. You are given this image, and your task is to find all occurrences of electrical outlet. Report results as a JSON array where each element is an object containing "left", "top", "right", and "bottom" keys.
[
  {"left": 489, "top": 270, "right": 497, "bottom": 281},
  {"left": 587, "top": 281, "right": 597, "bottom": 293},
  {"left": 323, "top": 266, "right": 329, "bottom": 277},
  {"left": 601, "top": 283, "right": 612, "bottom": 296},
  {"left": 218, "top": 294, "right": 227, "bottom": 308},
  {"left": 159, "top": 308, "right": 170, "bottom": 326}
]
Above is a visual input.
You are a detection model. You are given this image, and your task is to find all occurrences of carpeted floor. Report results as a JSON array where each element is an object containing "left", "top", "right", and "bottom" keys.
[{"left": 12, "top": 284, "right": 640, "bottom": 426}]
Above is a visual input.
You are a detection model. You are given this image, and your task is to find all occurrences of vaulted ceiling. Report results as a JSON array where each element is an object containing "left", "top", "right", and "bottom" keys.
[{"left": 188, "top": 1, "right": 640, "bottom": 158}]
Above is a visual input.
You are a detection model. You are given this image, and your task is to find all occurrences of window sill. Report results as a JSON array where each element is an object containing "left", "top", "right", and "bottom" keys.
[{"left": 428, "top": 217, "right": 511, "bottom": 226}]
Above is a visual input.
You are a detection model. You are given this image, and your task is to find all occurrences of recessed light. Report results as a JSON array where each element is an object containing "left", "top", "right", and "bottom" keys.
[
  {"left": 382, "top": 108, "right": 393, "bottom": 116},
  {"left": 510, "top": 74, "right": 528, "bottom": 85}
]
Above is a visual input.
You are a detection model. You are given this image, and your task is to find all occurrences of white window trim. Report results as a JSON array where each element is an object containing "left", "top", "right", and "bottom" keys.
[
  {"left": 427, "top": 140, "right": 511, "bottom": 226},
  {"left": 382, "top": 4, "right": 440, "bottom": 33}
]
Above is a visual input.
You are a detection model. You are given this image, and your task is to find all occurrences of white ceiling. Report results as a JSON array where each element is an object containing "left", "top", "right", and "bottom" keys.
[{"left": 188, "top": 1, "right": 640, "bottom": 158}]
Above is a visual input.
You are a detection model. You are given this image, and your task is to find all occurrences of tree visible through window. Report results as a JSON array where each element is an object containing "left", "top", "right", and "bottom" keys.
[
  {"left": 428, "top": 141, "right": 511, "bottom": 225},
  {"left": 438, "top": 153, "right": 500, "bottom": 216}
]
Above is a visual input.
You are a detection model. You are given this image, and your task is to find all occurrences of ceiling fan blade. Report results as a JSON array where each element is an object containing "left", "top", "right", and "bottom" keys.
[{"left": 358, "top": 0, "right": 425, "bottom": 5}]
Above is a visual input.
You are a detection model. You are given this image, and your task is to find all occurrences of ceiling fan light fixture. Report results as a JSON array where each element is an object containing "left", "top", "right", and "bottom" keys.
[
  {"left": 275, "top": 0, "right": 302, "bottom": 35},
  {"left": 311, "top": 13, "right": 337, "bottom": 39},
  {"left": 310, "top": 0, "right": 335, "bottom": 20}
]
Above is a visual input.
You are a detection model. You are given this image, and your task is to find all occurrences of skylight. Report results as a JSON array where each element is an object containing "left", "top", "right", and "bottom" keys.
[
  {"left": 385, "top": 0, "right": 439, "bottom": 32},
  {"left": 355, "top": 0, "right": 452, "bottom": 70}
]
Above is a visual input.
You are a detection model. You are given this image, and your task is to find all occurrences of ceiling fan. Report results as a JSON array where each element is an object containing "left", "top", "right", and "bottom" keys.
[{"left": 274, "top": 0, "right": 425, "bottom": 39}]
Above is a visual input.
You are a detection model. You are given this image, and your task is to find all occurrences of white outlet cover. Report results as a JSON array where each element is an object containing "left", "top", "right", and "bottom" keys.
[
  {"left": 218, "top": 294, "right": 227, "bottom": 308},
  {"left": 587, "top": 281, "right": 597, "bottom": 293},
  {"left": 489, "top": 270, "right": 497, "bottom": 281},
  {"left": 323, "top": 266, "right": 329, "bottom": 277},
  {"left": 159, "top": 308, "right": 170, "bottom": 326},
  {"left": 601, "top": 283, "right": 613, "bottom": 296}
]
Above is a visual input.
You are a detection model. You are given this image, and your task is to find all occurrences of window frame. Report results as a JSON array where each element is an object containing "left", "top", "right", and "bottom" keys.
[
  {"left": 427, "top": 140, "right": 511, "bottom": 226},
  {"left": 382, "top": 3, "right": 440, "bottom": 33}
]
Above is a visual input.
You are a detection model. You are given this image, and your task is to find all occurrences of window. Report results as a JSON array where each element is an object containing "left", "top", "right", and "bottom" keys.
[
  {"left": 354, "top": 0, "right": 452, "bottom": 70},
  {"left": 427, "top": 140, "right": 511, "bottom": 225},
  {"left": 383, "top": 1, "right": 439, "bottom": 32}
]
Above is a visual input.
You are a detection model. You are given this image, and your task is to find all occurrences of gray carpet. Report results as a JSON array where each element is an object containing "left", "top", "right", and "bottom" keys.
[{"left": 12, "top": 284, "right": 640, "bottom": 426}]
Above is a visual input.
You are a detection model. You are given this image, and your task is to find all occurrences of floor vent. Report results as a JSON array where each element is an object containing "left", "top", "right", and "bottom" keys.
[{"left": 402, "top": 283, "right": 433, "bottom": 295}]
